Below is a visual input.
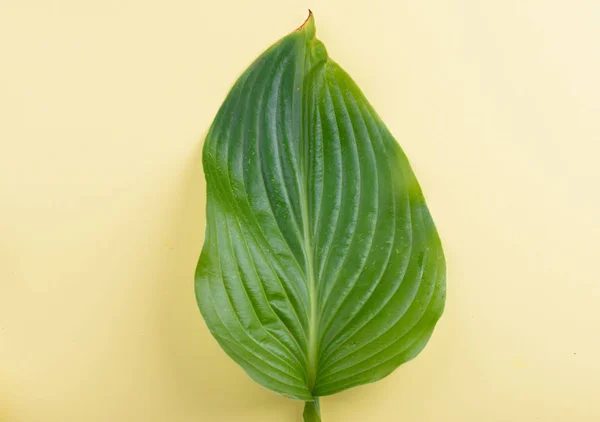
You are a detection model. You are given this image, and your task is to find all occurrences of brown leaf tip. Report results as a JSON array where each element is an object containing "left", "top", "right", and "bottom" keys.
[{"left": 296, "top": 9, "right": 313, "bottom": 31}]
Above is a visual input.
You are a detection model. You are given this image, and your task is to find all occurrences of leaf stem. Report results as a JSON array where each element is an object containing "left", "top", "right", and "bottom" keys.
[{"left": 303, "top": 397, "right": 321, "bottom": 422}]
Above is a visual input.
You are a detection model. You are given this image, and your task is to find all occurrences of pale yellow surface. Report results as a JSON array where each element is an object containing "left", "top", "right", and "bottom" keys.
[{"left": 1, "top": 1, "right": 599, "bottom": 421}]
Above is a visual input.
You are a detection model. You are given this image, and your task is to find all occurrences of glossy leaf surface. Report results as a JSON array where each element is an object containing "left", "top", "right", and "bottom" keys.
[{"left": 195, "top": 13, "right": 446, "bottom": 405}]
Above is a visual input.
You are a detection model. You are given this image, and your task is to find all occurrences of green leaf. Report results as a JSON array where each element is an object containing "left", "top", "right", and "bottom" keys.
[{"left": 195, "top": 11, "right": 446, "bottom": 419}]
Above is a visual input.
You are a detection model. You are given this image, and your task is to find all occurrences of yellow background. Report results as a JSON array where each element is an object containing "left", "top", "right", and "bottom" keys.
[{"left": 1, "top": 1, "right": 599, "bottom": 421}]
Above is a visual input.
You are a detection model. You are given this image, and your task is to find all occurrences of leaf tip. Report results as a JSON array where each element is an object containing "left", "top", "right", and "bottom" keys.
[{"left": 296, "top": 9, "right": 316, "bottom": 37}]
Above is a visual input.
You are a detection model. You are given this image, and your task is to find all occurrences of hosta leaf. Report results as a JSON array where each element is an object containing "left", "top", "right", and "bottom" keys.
[{"left": 195, "top": 12, "right": 446, "bottom": 419}]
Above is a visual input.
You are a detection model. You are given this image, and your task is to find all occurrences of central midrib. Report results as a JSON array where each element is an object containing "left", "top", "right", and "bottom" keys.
[
  {"left": 302, "top": 187, "right": 319, "bottom": 392},
  {"left": 297, "top": 34, "right": 323, "bottom": 395}
]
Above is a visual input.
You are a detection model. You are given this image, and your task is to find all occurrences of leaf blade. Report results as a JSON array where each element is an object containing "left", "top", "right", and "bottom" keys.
[{"left": 195, "top": 13, "right": 446, "bottom": 402}]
